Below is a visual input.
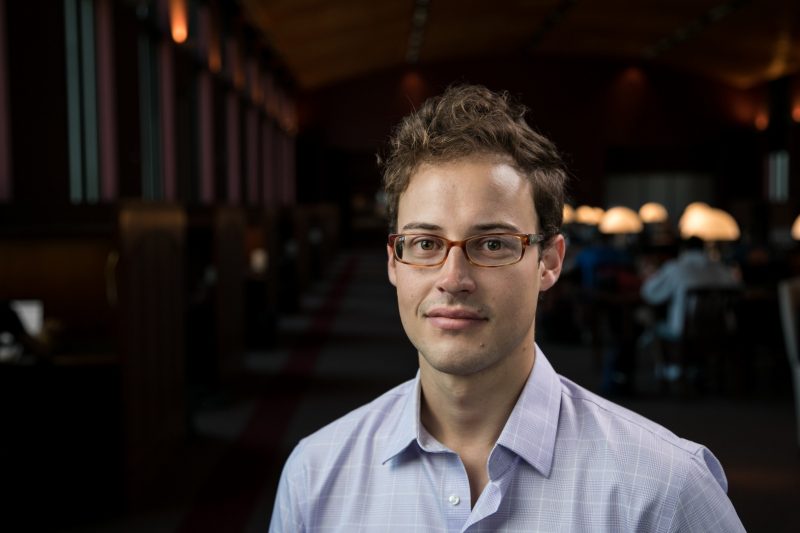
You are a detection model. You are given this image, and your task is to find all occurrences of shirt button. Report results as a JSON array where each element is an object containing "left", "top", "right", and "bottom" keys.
[{"left": 448, "top": 494, "right": 460, "bottom": 506}]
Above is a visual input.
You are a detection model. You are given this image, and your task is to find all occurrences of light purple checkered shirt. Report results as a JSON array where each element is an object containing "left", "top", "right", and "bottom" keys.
[{"left": 270, "top": 345, "right": 744, "bottom": 532}]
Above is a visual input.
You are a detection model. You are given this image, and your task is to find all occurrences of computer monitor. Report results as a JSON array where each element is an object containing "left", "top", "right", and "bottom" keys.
[{"left": 9, "top": 300, "right": 44, "bottom": 336}]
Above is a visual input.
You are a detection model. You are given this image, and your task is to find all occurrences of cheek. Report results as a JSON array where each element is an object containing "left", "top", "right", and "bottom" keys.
[
  {"left": 492, "top": 274, "right": 539, "bottom": 320},
  {"left": 395, "top": 272, "right": 425, "bottom": 314}
]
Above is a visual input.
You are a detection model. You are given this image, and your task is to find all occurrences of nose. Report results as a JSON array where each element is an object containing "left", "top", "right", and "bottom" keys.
[{"left": 435, "top": 245, "right": 477, "bottom": 294}]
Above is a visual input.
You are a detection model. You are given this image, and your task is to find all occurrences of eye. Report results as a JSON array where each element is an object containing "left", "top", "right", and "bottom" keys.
[
  {"left": 407, "top": 235, "right": 443, "bottom": 253},
  {"left": 483, "top": 239, "right": 504, "bottom": 251},
  {"left": 475, "top": 237, "right": 511, "bottom": 253},
  {"left": 468, "top": 235, "right": 519, "bottom": 259}
]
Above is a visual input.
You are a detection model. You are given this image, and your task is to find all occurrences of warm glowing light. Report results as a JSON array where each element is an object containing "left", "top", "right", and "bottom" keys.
[
  {"left": 575, "top": 205, "right": 604, "bottom": 226},
  {"left": 706, "top": 209, "right": 740, "bottom": 241},
  {"left": 679, "top": 203, "right": 711, "bottom": 240},
  {"left": 679, "top": 203, "right": 740, "bottom": 241},
  {"left": 755, "top": 112, "right": 769, "bottom": 131},
  {"left": 250, "top": 248, "right": 269, "bottom": 275},
  {"left": 639, "top": 202, "right": 668, "bottom": 223},
  {"left": 792, "top": 215, "right": 800, "bottom": 240},
  {"left": 170, "top": 0, "right": 188, "bottom": 44},
  {"left": 563, "top": 204, "right": 575, "bottom": 224},
  {"left": 678, "top": 202, "right": 710, "bottom": 231},
  {"left": 793, "top": 105, "right": 800, "bottom": 123},
  {"left": 599, "top": 206, "right": 643, "bottom": 234}
]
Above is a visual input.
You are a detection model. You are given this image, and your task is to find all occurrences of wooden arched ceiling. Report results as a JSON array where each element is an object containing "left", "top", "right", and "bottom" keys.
[{"left": 242, "top": 0, "right": 800, "bottom": 90}]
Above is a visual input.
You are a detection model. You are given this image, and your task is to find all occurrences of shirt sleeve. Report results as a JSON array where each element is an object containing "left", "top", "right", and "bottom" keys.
[
  {"left": 640, "top": 262, "right": 678, "bottom": 305},
  {"left": 269, "top": 442, "right": 307, "bottom": 533},
  {"left": 669, "top": 447, "right": 745, "bottom": 532}
]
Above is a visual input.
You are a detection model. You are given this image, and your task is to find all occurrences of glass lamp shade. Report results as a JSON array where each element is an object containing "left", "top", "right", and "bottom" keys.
[
  {"left": 791, "top": 215, "right": 800, "bottom": 240},
  {"left": 679, "top": 204, "right": 740, "bottom": 241},
  {"left": 563, "top": 204, "right": 575, "bottom": 224},
  {"left": 599, "top": 206, "right": 643, "bottom": 234},
  {"left": 639, "top": 202, "right": 668, "bottom": 223},
  {"left": 678, "top": 202, "right": 710, "bottom": 232},
  {"left": 575, "top": 205, "right": 604, "bottom": 225}
]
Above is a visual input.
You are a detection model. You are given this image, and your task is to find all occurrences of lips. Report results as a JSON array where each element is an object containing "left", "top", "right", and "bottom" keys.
[{"left": 425, "top": 306, "right": 487, "bottom": 331}]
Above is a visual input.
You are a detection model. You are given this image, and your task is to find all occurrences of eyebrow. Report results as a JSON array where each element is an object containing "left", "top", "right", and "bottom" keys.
[
  {"left": 400, "top": 222, "right": 442, "bottom": 232},
  {"left": 400, "top": 222, "right": 524, "bottom": 233},
  {"left": 472, "top": 222, "right": 523, "bottom": 233}
]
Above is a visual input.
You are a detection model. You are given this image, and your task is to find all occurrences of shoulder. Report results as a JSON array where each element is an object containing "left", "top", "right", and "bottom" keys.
[
  {"left": 270, "top": 380, "right": 417, "bottom": 531},
  {"left": 557, "top": 377, "right": 720, "bottom": 478},
  {"left": 558, "top": 377, "right": 709, "bottom": 459},
  {"left": 554, "top": 377, "right": 743, "bottom": 530},
  {"left": 283, "top": 378, "right": 414, "bottom": 474},
  {"left": 271, "top": 378, "right": 417, "bottom": 530}
]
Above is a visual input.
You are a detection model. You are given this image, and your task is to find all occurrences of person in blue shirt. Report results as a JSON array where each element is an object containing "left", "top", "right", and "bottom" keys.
[{"left": 270, "top": 84, "right": 744, "bottom": 532}]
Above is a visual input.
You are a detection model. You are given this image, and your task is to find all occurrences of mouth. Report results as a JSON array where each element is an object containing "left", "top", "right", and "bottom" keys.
[{"left": 424, "top": 307, "right": 487, "bottom": 331}]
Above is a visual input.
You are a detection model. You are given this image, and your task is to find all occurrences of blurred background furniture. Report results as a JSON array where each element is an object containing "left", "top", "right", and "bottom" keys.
[
  {"left": 0, "top": 203, "right": 187, "bottom": 527},
  {"left": 779, "top": 277, "right": 800, "bottom": 447},
  {"left": 656, "top": 287, "right": 743, "bottom": 394}
]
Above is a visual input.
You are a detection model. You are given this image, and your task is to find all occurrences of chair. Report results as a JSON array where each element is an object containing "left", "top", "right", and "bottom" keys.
[
  {"left": 778, "top": 277, "right": 800, "bottom": 447},
  {"left": 682, "top": 287, "right": 742, "bottom": 391},
  {"left": 683, "top": 287, "right": 741, "bottom": 341},
  {"left": 651, "top": 287, "right": 742, "bottom": 395}
]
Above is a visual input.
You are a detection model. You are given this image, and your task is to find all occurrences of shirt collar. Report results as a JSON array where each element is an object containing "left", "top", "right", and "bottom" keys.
[
  {"left": 380, "top": 345, "right": 562, "bottom": 477},
  {"left": 380, "top": 370, "right": 424, "bottom": 464},
  {"left": 495, "top": 345, "right": 561, "bottom": 477}
]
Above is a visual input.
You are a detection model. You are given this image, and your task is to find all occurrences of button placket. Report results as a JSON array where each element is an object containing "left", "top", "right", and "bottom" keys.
[{"left": 442, "top": 453, "right": 470, "bottom": 530}]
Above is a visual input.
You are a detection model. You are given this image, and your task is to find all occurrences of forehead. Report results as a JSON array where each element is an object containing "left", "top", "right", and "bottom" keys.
[{"left": 397, "top": 156, "right": 538, "bottom": 233}]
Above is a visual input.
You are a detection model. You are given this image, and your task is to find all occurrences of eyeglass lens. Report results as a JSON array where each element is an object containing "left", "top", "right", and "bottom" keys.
[{"left": 396, "top": 234, "right": 525, "bottom": 266}]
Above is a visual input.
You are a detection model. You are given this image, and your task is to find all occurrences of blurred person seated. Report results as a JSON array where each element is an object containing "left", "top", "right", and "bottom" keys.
[
  {"left": 641, "top": 236, "right": 740, "bottom": 341},
  {"left": 573, "top": 233, "right": 637, "bottom": 292},
  {"left": 639, "top": 237, "right": 741, "bottom": 384},
  {"left": 568, "top": 234, "right": 641, "bottom": 395}
]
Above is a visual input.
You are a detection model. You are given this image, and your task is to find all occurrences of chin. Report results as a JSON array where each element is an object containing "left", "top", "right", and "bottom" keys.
[{"left": 419, "top": 347, "right": 499, "bottom": 377}]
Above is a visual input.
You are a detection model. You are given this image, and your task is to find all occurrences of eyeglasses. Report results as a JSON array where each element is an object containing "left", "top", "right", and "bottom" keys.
[{"left": 388, "top": 232, "right": 545, "bottom": 268}]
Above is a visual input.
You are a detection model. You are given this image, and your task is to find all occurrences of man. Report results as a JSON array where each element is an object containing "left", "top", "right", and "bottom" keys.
[
  {"left": 639, "top": 236, "right": 742, "bottom": 388},
  {"left": 641, "top": 236, "right": 741, "bottom": 342},
  {"left": 270, "top": 85, "right": 744, "bottom": 531}
]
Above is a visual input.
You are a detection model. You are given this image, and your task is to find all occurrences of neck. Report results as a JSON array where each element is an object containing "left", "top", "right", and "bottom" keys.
[
  {"left": 419, "top": 348, "right": 535, "bottom": 452},
  {"left": 419, "top": 343, "right": 536, "bottom": 507}
]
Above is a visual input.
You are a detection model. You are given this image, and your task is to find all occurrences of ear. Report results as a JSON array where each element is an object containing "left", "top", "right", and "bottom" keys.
[
  {"left": 387, "top": 244, "right": 398, "bottom": 287},
  {"left": 538, "top": 234, "right": 565, "bottom": 292}
]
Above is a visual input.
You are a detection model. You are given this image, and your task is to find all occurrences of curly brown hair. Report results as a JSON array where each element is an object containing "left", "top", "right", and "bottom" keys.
[{"left": 380, "top": 84, "right": 567, "bottom": 244}]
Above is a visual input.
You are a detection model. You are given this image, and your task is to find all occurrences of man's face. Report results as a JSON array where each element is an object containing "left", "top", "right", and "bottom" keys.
[{"left": 387, "top": 156, "right": 564, "bottom": 378}]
